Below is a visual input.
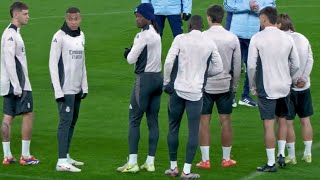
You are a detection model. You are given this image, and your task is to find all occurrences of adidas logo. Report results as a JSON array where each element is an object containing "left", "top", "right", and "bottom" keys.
[
  {"left": 7, "top": 37, "right": 13, "bottom": 41},
  {"left": 53, "top": 38, "right": 57, "bottom": 43}
]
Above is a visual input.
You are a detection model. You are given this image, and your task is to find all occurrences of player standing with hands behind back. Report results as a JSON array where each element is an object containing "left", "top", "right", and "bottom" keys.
[
  {"left": 49, "top": 7, "right": 88, "bottom": 172},
  {"left": 247, "top": 7, "right": 300, "bottom": 172},
  {"left": 276, "top": 13, "right": 314, "bottom": 164},
  {"left": 117, "top": 3, "right": 163, "bottom": 173}
]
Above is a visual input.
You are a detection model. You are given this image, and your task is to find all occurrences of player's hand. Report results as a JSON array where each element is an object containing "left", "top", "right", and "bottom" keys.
[
  {"left": 81, "top": 93, "right": 87, "bottom": 99},
  {"left": 181, "top": 13, "right": 191, "bottom": 21},
  {"left": 163, "top": 83, "right": 174, "bottom": 94},
  {"left": 14, "top": 89, "right": 22, "bottom": 97},
  {"left": 296, "top": 78, "right": 306, "bottom": 88},
  {"left": 56, "top": 96, "right": 65, "bottom": 103},
  {"left": 124, "top": 47, "right": 131, "bottom": 59}
]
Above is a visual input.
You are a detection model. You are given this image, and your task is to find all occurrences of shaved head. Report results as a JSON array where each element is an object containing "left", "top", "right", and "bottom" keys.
[{"left": 188, "top": 15, "right": 204, "bottom": 32}]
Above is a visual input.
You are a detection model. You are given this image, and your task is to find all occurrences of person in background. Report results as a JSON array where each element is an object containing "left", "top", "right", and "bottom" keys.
[
  {"left": 141, "top": 0, "right": 192, "bottom": 37},
  {"left": 224, "top": 0, "right": 276, "bottom": 107}
]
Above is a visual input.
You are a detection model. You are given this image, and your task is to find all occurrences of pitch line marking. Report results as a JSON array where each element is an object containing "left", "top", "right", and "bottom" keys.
[{"left": 240, "top": 142, "right": 320, "bottom": 180}]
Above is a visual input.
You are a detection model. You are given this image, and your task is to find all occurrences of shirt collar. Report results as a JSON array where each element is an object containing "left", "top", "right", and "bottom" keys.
[
  {"left": 8, "top": 23, "right": 18, "bottom": 32},
  {"left": 61, "top": 21, "right": 81, "bottom": 37}
]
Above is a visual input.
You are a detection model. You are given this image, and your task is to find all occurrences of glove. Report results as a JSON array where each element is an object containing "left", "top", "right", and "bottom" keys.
[
  {"left": 182, "top": 13, "right": 191, "bottom": 21},
  {"left": 81, "top": 93, "right": 87, "bottom": 99},
  {"left": 124, "top": 48, "right": 131, "bottom": 59},
  {"left": 56, "top": 96, "right": 65, "bottom": 103},
  {"left": 163, "top": 83, "right": 174, "bottom": 94}
]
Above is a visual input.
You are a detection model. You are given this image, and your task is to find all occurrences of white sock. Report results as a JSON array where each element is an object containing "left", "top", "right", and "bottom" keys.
[
  {"left": 286, "top": 142, "right": 295, "bottom": 158},
  {"left": 266, "top": 148, "right": 275, "bottom": 166},
  {"left": 67, "top": 153, "right": 73, "bottom": 160},
  {"left": 58, "top": 158, "right": 68, "bottom": 164},
  {"left": 22, "top": 140, "right": 31, "bottom": 158},
  {"left": 2, "top": 142, "right": 13, "bottom": 158},
  {"left": 277, "top": 140, "right": 286, "bottom": 157},
  {"left": 170, "top": 161, "right": 177, "bottom": 170},
  {"left": 146, "top": 155, "right": 154, "bottom": 165},
  {"left": 222, "top": 146, "right": 231, "bottom": 160},
  {"left": 304, "top": 140, "right": 312, "bottom": 156},
  {"left": 128, "top": 154, "right": 137, "bottom": 165},
  {"left": 183, "top": 163, "right": 191, "bottom": 174},
  {"left": 200, "top": 146, "right": 210, "bottom": 162}
]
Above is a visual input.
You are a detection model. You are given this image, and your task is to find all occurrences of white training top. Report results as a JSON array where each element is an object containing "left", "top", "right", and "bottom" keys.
[
  {"left": 247, "top": 26, "right": 300, "bottom": 99},
  {"left": 202, "top": 25, "right": 241, "bottom": 94},
  {"left": 0, "top": 23, "right": 32, "bottom": 96},
  {"left": 49, "top": 28, "right": 88, "bottom": 99},
  {"left": 164, "top": 30, "right": 223, "bottom": 101},
  {"left": 286, "top": 31, "right": 313, "bottom": 92},
  {"left": 127, "top": 25, "right": 162, "bottom": 74}
]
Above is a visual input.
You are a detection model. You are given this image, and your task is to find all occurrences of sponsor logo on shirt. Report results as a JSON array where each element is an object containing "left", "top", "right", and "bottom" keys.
[{"left": 69, "top": 50, "right": 83, "bottom": 60}]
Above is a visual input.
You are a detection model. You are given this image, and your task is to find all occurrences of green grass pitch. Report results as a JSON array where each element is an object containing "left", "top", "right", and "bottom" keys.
[{"left": 0, "top": 0, "right": 319, "bottom": 179}]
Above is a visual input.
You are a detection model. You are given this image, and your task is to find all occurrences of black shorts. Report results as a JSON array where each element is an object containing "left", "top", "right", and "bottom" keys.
[
  {"left": 257, "top": 96, "right": 289, "bottom": 120},
  {"left": 202, "top": 91, "right": 233, "bottom": 115},
  {"left": 3, "top": 91, "right": 33, "bottom": 116},
  {"left": 287, "top": 88, "right": 313, "bottom": 120}
]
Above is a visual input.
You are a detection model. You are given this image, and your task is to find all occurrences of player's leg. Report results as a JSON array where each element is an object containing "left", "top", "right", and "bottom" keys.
[
  {"left": 197, "top": 115, "right": 211, "bottom": 168},
  {"left": 181, "top": 98, "right": 202, "bottom": 178},
  {"left": 142, "top": 75, "right": 162, "bottom": 171},
  {"left": 119, "top": 76, "right": 150, "bottom": 173},
  {"left": 155, "top": 15, "right": 166, "bottom": 37},
  {"left": 276, "top": 117, "right": 287, "bottom": 159},
  {"left": 197, "top": 92, "right": 213, "bottom": 168},
  {"left": 256, "top": 97, "right": 277, "bottom": 172},
  {"left": 301, "top": 117, "right": 313, "bottom": 163},
  {"left": 285, "top": 91, "right": 297, "bottom": 164},
  {"left": 165, "top": 91, "right": 185, "bottom": 177},
  {"left": 66, "top": 93, "right": 83, "bottom": 166},
  {"left": 275, "top": 96, "right": 290, "bottom": 167},
  {"left": 217, "top": 92, "right": 236, "bottom": 167},
  {"left": 2, "top": 115, "right": 15, "bottom": 165},
  {"left": 2, "top": 93, "right": 16, "bottom": 165},
  {"left": 285, "top": 120, "right": 296, "bottom": 164},
  {"left": 298, "top": 89, "right": 313, "bottom": 163},
  {"left": 17, "top": 91, "right": 39, "bottom": 165},
  {"left": 56, "top": 95, "right": 80, "bottom": 172},
  {"left": 167, "top": 15, "right": 183, "bottom": 38}
]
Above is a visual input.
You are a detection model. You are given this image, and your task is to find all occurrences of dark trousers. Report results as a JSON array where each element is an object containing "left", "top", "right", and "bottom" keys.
[
  {"left": 155, "top": 15, "right": 183, "bottom": 38},
  {"left": 239, "top": 38, "right": 251, "bottom": 98},
  {"left": 57, "top": 93, "right": 81, "bottom": 158},
  {"left": 167, "top": 91, "right": 203, "bottom": 164},
  {"left": 225, "top": 12, "right": 233, "bottom": 31},
  {"left": 129, "top": 73, "right": 163, "bottom": 156}
]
